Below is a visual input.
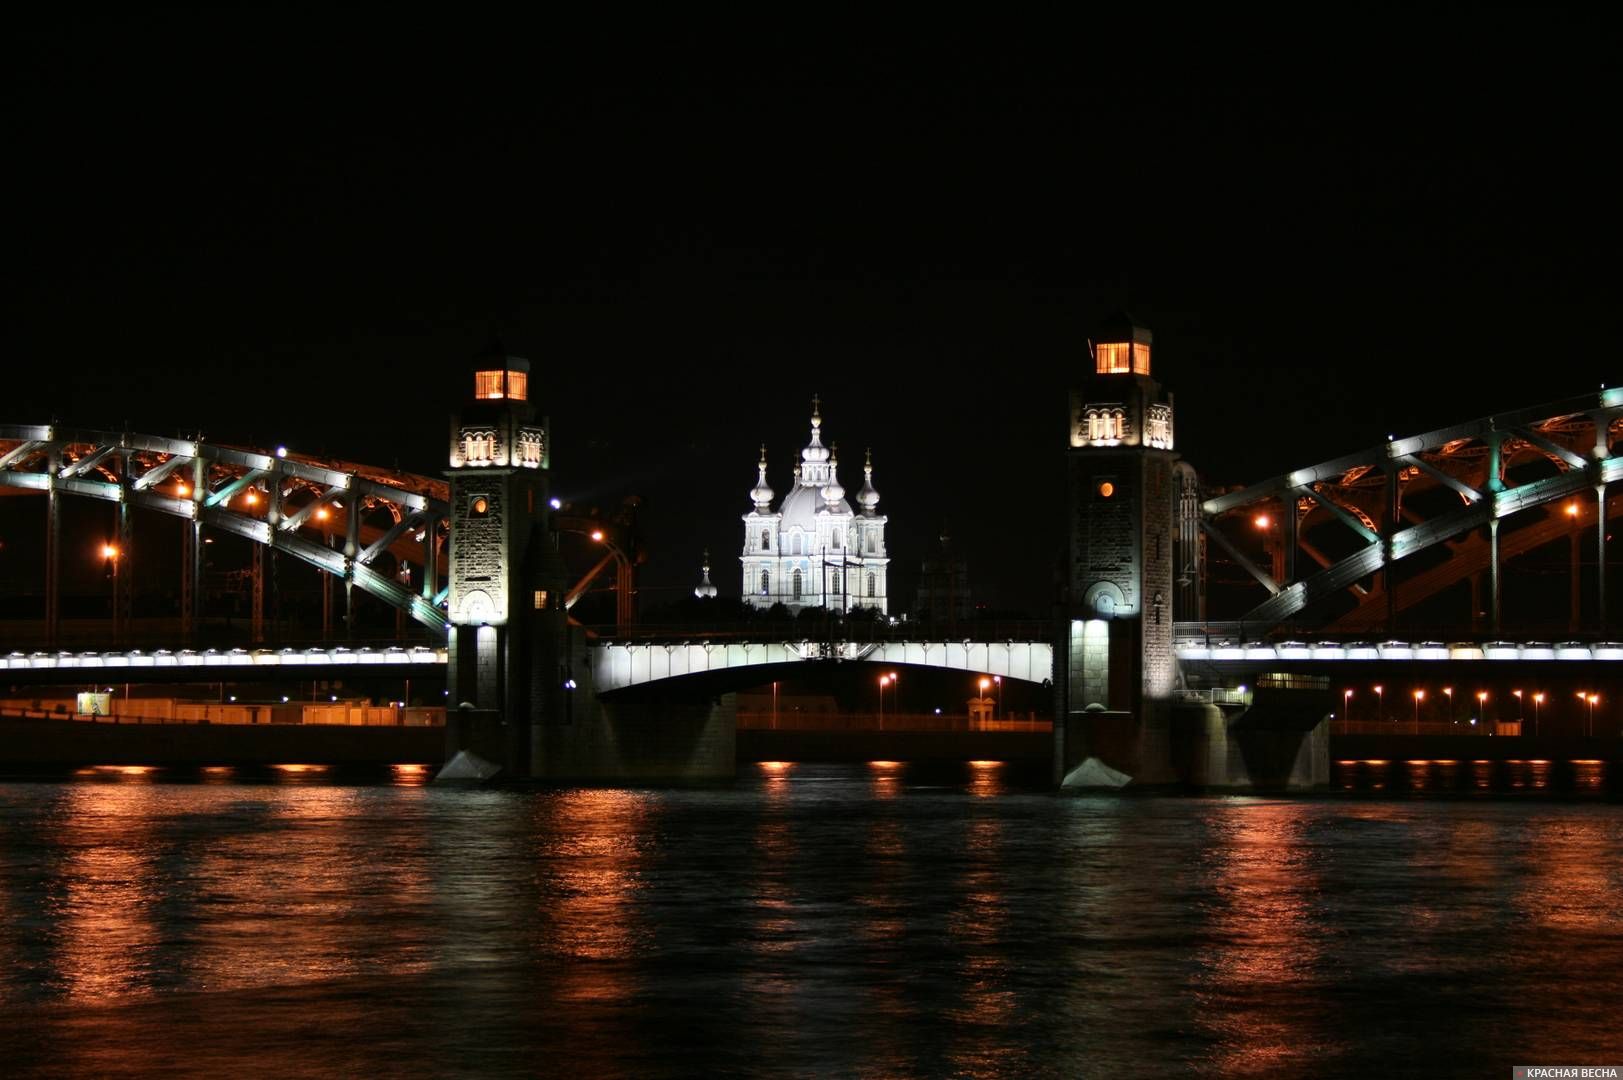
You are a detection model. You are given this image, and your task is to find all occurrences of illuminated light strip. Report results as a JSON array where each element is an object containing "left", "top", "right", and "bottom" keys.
[
  {"left": 1175, "top": 643, "right": 1611, "bottom": 662},
  {"left": 5, "top": 647, "right": 450, "bottom": 670}
]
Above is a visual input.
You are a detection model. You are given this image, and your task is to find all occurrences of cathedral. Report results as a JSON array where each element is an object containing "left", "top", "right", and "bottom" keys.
[{"left": 738, "top": 397, "right": 889, "bottom": 613}]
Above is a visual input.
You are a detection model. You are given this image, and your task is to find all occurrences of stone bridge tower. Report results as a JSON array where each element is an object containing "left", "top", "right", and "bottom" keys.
[
  {"left": 1055, "top": 312, "right": 1179, "bottom": 784},
  {"left": 445, "top": 345, "right": 556, "bottom": 771}
]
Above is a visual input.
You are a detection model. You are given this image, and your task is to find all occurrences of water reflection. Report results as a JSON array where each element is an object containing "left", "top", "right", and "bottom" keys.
[
  {"left": 3, "top": 767, "right": 1623, "bottom": 1077},
  {"left": 1195, "top": 802, "right": 1332, "bottom": 1076},
  {"left": 1336, "top": 757, "right": 1619, "bottom": 796}
]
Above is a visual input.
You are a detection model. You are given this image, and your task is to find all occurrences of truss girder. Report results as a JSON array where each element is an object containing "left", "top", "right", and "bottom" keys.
[
  {"left": 0, "top": 425, "right": 453, "bottom": 631},
  {"left": 1398, "top": 453, "right": 1483, "bottom": 503},
  {"left": 1199, "top": 519, "right": 1279, "bottom": 595},
  {"left": 1202, "top": 390, "right": 1621, "bottom": 517},
  {"left": 1238, "top": 457, "right": 1623, "bottom": 628}
]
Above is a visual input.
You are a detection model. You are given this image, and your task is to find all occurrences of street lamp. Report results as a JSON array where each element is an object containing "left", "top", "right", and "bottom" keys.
[
  {"left": 993, "top": 675, "right": 1002, "bottom": 720},
  {"left": 1373, "top": 684, "right": 1384, "bottom": 723},
  {"left": 1533, "top": 691, "right": 1545, "bottom": 736},
  {"left": 1477, "top": 690, "right": 1488, "bottom": 730},
  {"left": 1343, "top": 688, "right": 1353, "bottom": 724},
  {"left": 1578, "top": 691, "right": 1599, "bottom": 736},
  {"left": 1442, "top": 686, "right": 1453, "bottom": 725},
  {"left": 1412, "top": 688, "right": 1425, "bottom": 734},
  {"left": 1512, "top": 689, "right": 1524, "bottom": 723}
]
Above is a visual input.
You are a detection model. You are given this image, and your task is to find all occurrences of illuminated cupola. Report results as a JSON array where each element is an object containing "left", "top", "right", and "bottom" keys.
[
  {"left": 821, "top": 444, "right": 846, "bottom": 510},
  {"left": 750, "top": 445, "right": 774, "bottom": 510},
  {"left": 857, "top": 448, "right": 880, "bottom": 514},
  {"left": 694, "top": 549, "right": 718, "bottom": 599}
]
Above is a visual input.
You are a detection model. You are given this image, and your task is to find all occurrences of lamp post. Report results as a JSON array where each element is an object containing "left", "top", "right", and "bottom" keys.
[
  {"left": 1373, "top": 684, "right": 1384, "bottom": 723},
  {"left": 1533, "top": 691, "right": 1544, "bottom": 736},
  {"left": 100, "top": 542, "right": 119, "bottom": 645},
  {"left": 1442, "top": 686, "right": 1453, "bottom": 725},
  {"left": 993, "top": 675, "right": 1002, "bottom": 721},
  {"left": 977, "top": 676, "right": 990, "bottom": 730},
  {"left": 878, "top": 673, "right": 889, "bottom": 730},
  {"left": 1512, "top": 689, "right": 1524, "bottom": 730},
  {"left": 1477, "top": 690, "right": 1488, "bottom": 732},
  {"left": 1412, "top": 688, "right": 1425, "bottom": 735},
  {"left": 1343, "top": 688, "right": 1353, "bottom": 726}
]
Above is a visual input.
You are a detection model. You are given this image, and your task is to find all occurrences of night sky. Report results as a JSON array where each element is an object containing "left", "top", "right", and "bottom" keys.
[{"left": 8, "top": 12, "right": 1617, "bottom": 616}]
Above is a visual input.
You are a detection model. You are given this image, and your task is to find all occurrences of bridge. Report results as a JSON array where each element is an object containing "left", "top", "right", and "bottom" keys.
[{"left": 2, "top": 329, "right": 1618, "bottom": 787}]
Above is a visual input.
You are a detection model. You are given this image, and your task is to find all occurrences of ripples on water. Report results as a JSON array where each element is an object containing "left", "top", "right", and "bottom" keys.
[{"left": 1, "top": 762, "right": 1621, "bottom": 1078}]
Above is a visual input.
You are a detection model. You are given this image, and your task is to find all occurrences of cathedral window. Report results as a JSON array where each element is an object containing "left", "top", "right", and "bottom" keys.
[
  {"left": 760, "top": 570, "right": 770, "bottom": 595},
  {"left": 832, "top": 571, "right": 842, "bottom": 595},
  {"left": 832, "top": 528, "right": 842, "bottom": 550},
  {"left": 792, "top": 569, "right": 802, "bottom": 600},
  {"left": 761, "top": 529, "right": 770, "bottom": 551},
  {"left": 866, "top": 532, "right": 876, "bottom": 553},
  {"left": 867, "top": 572, "right": 876, "bottom": 597}
]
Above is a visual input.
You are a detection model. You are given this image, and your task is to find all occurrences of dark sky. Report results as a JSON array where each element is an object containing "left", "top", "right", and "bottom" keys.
[{"left": 7, "top": 11, "right": 1617, "bottom": 615}]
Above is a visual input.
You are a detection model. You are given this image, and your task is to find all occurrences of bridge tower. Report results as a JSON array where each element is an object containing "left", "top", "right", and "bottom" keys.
[
  {"left": 444, "top": 345, "right": 557, "bottom": 773},
  {"left": 1055, "top": 312, "right": 1180, "bottom": 785}
]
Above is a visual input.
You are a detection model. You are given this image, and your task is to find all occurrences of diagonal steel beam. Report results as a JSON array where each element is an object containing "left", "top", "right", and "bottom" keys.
[
  {"left": 1296, "top": 485, "right": 1381, "bottom": 545},
  {"left": 1399, "top": 453, "right": 1483, "bottom": 503},
  {"left": 1199, "top": 519, "right": 1281, "bottom": 595},
  {"left": 205, "top": 469, "right": 267, "bottom": 508},
  {"left": 278, "top": 485, "right": 345, "bottom": 531},
  {"left": 131, "top": 454, "right": 192, "bottom": 491},
  {"left": 358, "top": 510, "right": 428, "bottom": 564},
  {"left": 60, "top": 445, "right": 117, "bottom": 478},
  {"left": 1512, "top": 426, "right": 1589, "bottom": 471},
  {"left": 0, "top": 441, "right": 44, "bottom": 472}
]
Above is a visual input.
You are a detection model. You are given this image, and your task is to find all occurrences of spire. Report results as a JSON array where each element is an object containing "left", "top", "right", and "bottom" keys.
[
  {"left": 857, "top": 446, "right": 881, "bottom": 514},
  {"left": 821, "top": 442, "right": 845, "bottom": 508},
  {"left": 694, "top": 548, "right": 718, "bottom": 599},
  {"left": 749, "top": 443, "right": 774, "bottom": 510},
  {"left": 800, "top": 392, "right": 831, "bottom": 481}
]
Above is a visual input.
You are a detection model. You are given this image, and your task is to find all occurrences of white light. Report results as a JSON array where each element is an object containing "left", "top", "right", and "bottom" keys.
[
  {"left": 276, "top": 446, "right": 287, "bottom": 458},
  {"left": 281, "top": 695, "right": 289, "bottom": 703},
  {"left": 549, "top": 497, "right": 561, "bottom": 510},
  {"left": 564, "top": 678, "right": 577, "bottom": 690}
]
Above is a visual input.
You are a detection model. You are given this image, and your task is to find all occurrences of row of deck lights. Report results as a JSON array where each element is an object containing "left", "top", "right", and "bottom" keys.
[{"left": 1343, "top": 685, "right": 1605, "bottom": 735}]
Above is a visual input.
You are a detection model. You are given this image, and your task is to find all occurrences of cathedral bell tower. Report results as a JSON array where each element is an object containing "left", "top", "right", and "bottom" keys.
[
  {"left": 446, "top": 346, "right": 552, "bottom": 729},
  {"left": 1055, "top": 312, "right": 1179, "bottom": 785}
]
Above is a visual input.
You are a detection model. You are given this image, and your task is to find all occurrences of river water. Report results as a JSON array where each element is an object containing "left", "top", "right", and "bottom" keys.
[{"left": 2, "top": 763, "right": 1621, "bottom": 1077}]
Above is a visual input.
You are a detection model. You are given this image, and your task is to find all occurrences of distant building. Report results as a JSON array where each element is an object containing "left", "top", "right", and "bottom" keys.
[
  {"left": 912, "top": 529, "right": 972, "bottom": 623},
  {"left": 740, "top": 396, "right": 889, "bottom": 613},
  {"left": 693, "top": 549, "right": 718, "bottom": 599}
]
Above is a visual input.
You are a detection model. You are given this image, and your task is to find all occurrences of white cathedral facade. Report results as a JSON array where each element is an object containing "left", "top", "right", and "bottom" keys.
[{"left": 739, "top": 397, "right": 889, "bottom": 613}]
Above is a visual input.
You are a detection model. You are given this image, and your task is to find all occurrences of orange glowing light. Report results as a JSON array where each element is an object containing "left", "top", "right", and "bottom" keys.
[
  {"left": 1533, "top": 692, "right": 1546, "bottom": 704},
  {"left": 1097, "top": 481, "right": 1115, "bottom": 498},
  {"left": 176, "top": 482, "right": 189, "bottom": 496},
  {"left": 591, "top": 529, "right": 605, "bottom": 542},
  {"left": 100, "top": 543, "right": 118, "bottom": 559},
  {"left": 978, "top": 677, "right": 990, "bottom": 691},
  {"left": 1566, "top": 502, "right": 1580, "bottom": 517},
  {"left": 244, "top": 491, "right": 258, "bottom": 506},
  {"left": 1477, "top": 691, "right": 1488, "bottom": 703},
  {"left": 1413, "top": 689, "right": 1425, "bottom": 702},
  {"left": 1253, "top": 513, "right": 1271, "bottom": 529},
  {"left": 969, "top": 760, "right": 1002, "bottom": 768},
  {"left": 758, "top": 761, "right": 791, "bottom": 771},
  {"left": 868, "top": 761, "right": 901, "bottom": 768},
  {"left": 316, "top": 507, "right": 330, "bottom": 521}
]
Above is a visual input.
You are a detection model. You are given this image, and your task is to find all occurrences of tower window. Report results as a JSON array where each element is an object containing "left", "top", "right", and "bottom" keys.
[
  {"left": 761, "top": 529, "right": 770, "bottom": 551},
  {"left": 832, "top": 527, "right": 842, "bottom": 550},
  {"left": 471, "top": 496, "right": 489, "bottom": 516},
  {"left": 792, "top": 569, "right": 803, "bottom": 600},
  {"left": 474, "top": 370, "right": 528, "bottom": 401},
  {"left": 1132, "top": 342, "right": 1151, "bottom": 375},
  {"left": 1095, "top": 342, "right": 1132, "bottom": 374},
  {"left": 1097, "top": 481, "right": 1115, "bottom": 499},
  {"left": 760, "top": 570, "right": 770, "bottom": 595},
  {"left": 832, "top": 572, "right": 842, "bottom": 595},
  {"left": 867, "top": 572, "right": 876, "bottom": 598}
]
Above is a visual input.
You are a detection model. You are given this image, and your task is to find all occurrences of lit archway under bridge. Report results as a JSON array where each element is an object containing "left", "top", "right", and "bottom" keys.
[{"left": 589, "top": 638, "right": 1053, "bottom": 694}]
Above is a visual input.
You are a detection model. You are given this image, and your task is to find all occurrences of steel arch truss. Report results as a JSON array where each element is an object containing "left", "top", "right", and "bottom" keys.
[
  {"left": 0, "top": 425, "right": 453, "bottom": 630},
  {"left": 1198, "top": 389, "right": 1622, "bottom": 632}
]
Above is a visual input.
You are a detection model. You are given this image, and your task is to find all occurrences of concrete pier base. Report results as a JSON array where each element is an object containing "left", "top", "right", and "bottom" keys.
[
  {"left": 1172, "top": 703, "right": 1330, "bottom": 791},
  {"left": 530, "top": 693, "right": 736, "bottom": 784}
]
